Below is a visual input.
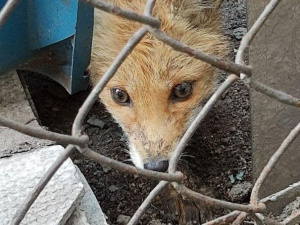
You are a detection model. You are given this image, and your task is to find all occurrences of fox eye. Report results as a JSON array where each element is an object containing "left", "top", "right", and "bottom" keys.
[
  {"left": 111, "top": 88, "right": 130, "bottom": 105},
  {"left": 171, "top": 82, "right": 193, "bottom": 101}
]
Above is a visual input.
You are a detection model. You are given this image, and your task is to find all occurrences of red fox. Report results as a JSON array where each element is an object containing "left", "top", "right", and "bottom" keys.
[{"left": 89, "top": 0, "right": 228, "bottom": 172}]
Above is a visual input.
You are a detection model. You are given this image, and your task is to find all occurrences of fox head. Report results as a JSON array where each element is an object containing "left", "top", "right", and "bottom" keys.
[{"left": 89, "top": 0, "right": 228, "bottom": 171}]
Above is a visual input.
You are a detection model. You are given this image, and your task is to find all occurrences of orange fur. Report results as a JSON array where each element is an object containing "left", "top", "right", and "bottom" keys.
[{"left": 89, "top": 0, "right": 228, "bottom": 168}]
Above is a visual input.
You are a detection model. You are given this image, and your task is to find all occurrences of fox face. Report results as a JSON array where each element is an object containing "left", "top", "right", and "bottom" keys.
[{"left": 89, "top": 0, "right": 228, "bottom": 171}]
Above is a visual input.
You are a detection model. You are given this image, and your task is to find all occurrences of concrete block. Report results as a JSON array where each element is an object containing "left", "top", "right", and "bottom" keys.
[
  {"left": 0, "top": 71, "right": 36, "bottom": 123},
  {"left": 0, "top": 145, "right": 84, "bottom": 225},
  {"left": 249, "top": 0, "right": 300, "bottom": 208},
  {"left": 0, "top": 71, "right": 107, "bottom": 225},
  {"left": 66, "top": 167, "right": 108, "bottom": 225},
  {"left": 0, "top": 71, "right": 53, "bottom": 157}
]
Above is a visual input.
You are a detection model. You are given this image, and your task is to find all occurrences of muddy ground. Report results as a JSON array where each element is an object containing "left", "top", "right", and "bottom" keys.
[{"left": 22, "top": 0, "right": 251, "bottom": 224}]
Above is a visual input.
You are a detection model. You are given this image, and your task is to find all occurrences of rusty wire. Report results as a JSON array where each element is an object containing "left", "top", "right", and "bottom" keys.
[
  {"left": 0, "top": 116, "right": 89, "bottom": 147},
  {"left": 0, "top": 0, "right": 21, "bottom": 30},
  {"left": 80, "top": 0, "right": 160, "bottom": 27},
  {"left": 1, "top": 0, "right": 300, "bottom": 224},
  {"left": 236, "top": 0, "right": 281, "bottom": 79},
  {"left": 231, "top": 212, "right": 247, "bottom": 225},
  {"left": 128, "top": 181, "right": 168, "bottom": 225},
  {"left": 202, "top": 211, "right": 241, "bottom": 225}
]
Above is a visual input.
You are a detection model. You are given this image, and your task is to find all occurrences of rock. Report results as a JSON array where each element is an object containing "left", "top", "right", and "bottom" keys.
[
  {"left": 227, "top": 182, "right": 253, "bottom": 202},
  {"left": 108, "top": 185, "right": 119, "bottom": 192},
  {"left": 149, "top": 220, "right": 166, "bottom": 225},
  {"left": 117, "top": 215, "right": 130, "bottom": 224},
  {"left": 215, "top": 148, "right": 222, "bottom": 154},
  {"left": 230, "top": 127, "right": 237, "bottom": 132},
  {"left": 233, "top": 27, "right": 247, "bottom": 40},
  {"left": 221, "top": 137, "right": 230, "bottom": 144},
  {"left": 74, "top": 159, "right": 83, "bottom": 165},
  {"left": 102, "top": 165, "right": 111, "bottom": 173},
  {"left": 68, "top": 166, "right": 108, "bottom": 225},
  {"left": 87, "top": 115, "right": 106, "bottom": 128}
]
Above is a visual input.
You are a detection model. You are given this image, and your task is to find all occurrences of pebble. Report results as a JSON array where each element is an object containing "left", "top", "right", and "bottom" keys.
[
  {"left": 73, "top": 159, "right": 83, "bottom": 164},
  {"left": 221, "top": 137, "right": 230, "bottom": 144},
  {"left": 233, "top": 27, "right": 247, "bottom": 40},
  {"left": 215, "top": 148, "right": 222, "bottom": 154},
  {"left": 117, "top": 215, "right": 131, "bottom": 224},
  {"left": 109, "top": 185, "right": 119, "bottom": 192},
  {"left": 149, "top": 220, "right": 166, "bottom": 225},
  {"left": 227, "top": 182, "right": 253, "bottom": 202},
  {"left": 230, "top": 127, "right": 237, "bottom": 132},
  {"left": 102, "top": 165, "right": 112, "bottom": 173},
  {"left": 87, "top": 115, "right": 106, "bottom": 128}
]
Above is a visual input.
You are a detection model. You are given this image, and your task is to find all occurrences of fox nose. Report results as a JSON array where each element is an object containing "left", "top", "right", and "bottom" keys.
[{"left": 144, "top": 160, "right": 169, "bottom": 172}]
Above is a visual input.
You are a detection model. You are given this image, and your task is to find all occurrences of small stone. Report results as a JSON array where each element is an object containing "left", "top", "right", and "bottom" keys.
[
  {"left": 233, "top": 27, "right": 247, "bottom": 40},
  {"left": 221, "top": 137, "right": 230, "bottom": 144},
  {"left": 87, "top": 115, "right": 106, "bottom": 128},
  {"left": 228, "top": 182, "right": 253, "bottom": 202},
  {"left": 215, "top": 148, "right": 222, "bottom": 154},
  {"left": 117, "top": 215, "right": 130, "bottom": 225},
  {"left": 102, "top": 165, "right": 111, "bottom": 173},
  {"left": 149, "top": 220, "right": 165, "bottom": 225},
  {"left": 108, "top": 185, "right": 119, "bottom": 192},
  {"left": 230, "top": 127, "right": 237, "bottom": 132},
  {"left": 73, "top": 159, "right": 83, "bottom": 164},
  {"left": 110, "top": 195, "right": 117, "bottom": 202}
]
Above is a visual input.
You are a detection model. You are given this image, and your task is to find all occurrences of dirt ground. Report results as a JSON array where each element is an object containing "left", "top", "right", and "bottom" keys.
[{"left": 21, "top": 0, "right": 251, "bottom": 224}]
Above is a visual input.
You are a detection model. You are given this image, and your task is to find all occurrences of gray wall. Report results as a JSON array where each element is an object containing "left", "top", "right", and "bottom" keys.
[{"left": 249, "top": 0, "right": 300, "bottom": 203}]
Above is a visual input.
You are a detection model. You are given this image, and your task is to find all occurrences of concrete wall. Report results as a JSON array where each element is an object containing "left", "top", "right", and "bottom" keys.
[{"left": 249, "top": 0, "right": 300, "bottom": 204}]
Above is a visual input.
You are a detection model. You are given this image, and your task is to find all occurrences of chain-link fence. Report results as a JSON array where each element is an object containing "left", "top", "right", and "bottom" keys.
[{"left": 1, "top": 0, "right": 300, "bottom": 224}]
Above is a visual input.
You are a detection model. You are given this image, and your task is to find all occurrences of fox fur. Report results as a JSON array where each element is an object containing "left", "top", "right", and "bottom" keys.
[{"left": 89, "top": 0, "right": 228, "bottom": 169}]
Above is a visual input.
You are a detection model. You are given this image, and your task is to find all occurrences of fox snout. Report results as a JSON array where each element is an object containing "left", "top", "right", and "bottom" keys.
[
  {"left": 129, "top": 143, "right": 170, "bottom": 172},
  {"left": 126, "top": 123, "right": 181, "bottom": 172},
  {"left": 128, "top": 141, "right": 172, "bottom": 172}
]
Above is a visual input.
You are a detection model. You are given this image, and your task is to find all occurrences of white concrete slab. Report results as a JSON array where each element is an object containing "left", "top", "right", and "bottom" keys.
[
  {"left": 0, "top": 71, "right": 53, "bottom": 158},
  {"left": 0, "top": 70, "right": 107, "bottom": 225},
  {"left": 0, "top": 71, "right": 36, "bottom": 123},
  {"left": 66, "top": 167, "right": 108, "bottom": 225},
  {"left": 0, "top": 146, "right": 84, "bottom": 225}
]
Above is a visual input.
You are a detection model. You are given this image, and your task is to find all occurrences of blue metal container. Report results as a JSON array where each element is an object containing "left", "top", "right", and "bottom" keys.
[{"left": 0, "top": 0, "right": 94, "bottom": 94}]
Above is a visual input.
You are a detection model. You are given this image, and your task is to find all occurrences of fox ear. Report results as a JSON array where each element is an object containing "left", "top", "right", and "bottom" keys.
[{"left": 167, "top": 0, "right": 223, "bottom": 29}]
